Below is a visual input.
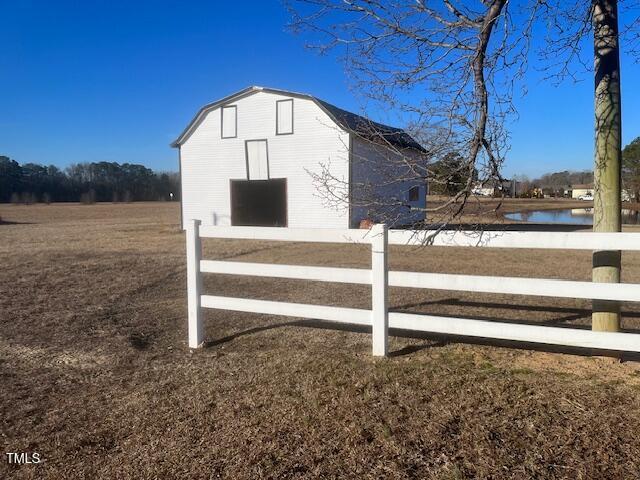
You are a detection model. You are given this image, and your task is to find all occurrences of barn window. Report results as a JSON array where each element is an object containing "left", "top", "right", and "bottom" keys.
[
  {"left": 409, "top": 186, "right": 420, "bottom": 202},
  {"left": 245, "top": 140, "right": 269, "bottom": 180},
  {"left": 276, "top": 99, "right": 293, "bottom": 135},
  {"left": 221, "top": 106, "right": 237, "bottom": 138}
]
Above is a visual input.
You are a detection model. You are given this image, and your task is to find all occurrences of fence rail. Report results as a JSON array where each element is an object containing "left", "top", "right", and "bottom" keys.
[
  {"left": 186, "top": 220, "right": 640, "bottom": 355},
  {"left": 200, "top": 260, "right": 371, "bottom": 285},
  {"left": 388, "top": 229, "right": 640, "bottom": 250}
]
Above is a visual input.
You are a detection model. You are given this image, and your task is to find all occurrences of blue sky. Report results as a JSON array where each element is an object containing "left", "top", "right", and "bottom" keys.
[{"left": 1, "top": 0, "right": 639, "bottom": 178}]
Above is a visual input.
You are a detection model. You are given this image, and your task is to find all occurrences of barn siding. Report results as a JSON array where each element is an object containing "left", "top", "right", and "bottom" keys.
[
  {"left": 180, "top": 91, "right": 350, "bottom": 229},
  {"left": 350, "top": 137, "right": 426, "bottom": 227}
]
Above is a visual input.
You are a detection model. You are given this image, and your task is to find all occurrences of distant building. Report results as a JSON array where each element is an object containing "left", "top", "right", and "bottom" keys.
[
  {"left": 472, "top": 179, "right": 514, "bottom": 197},
  {"left": 570, "top": 184, "right": 594, "bottom": 199},
  {"left": 471, "top": 184, "right": 495, "bottom": 197},
  {"left": 569, "top": 184, "right": 633, "bottom": 201}
]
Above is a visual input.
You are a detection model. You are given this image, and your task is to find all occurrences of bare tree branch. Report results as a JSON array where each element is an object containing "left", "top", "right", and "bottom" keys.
[{"left": 286, "top": 0, "right": 640, "bottom": 238}]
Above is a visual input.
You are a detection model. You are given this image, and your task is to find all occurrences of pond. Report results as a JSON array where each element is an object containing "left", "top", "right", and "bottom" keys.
[{"left": 504, "top": 208, "right": 640, "bottom": 225}]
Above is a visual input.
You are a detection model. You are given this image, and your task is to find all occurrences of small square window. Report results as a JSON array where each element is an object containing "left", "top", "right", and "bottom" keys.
[
  {"left": 221, "top": 106, "right": 237, "bottom": 138},
  {"left": 409, "top": 186, "right": 420, "bottom": 202}
]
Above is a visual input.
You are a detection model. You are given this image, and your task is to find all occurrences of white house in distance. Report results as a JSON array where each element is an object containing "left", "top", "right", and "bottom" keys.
[
  {"left": 570, "top": 183, "right": 594, "bottom": 199},
  {"left": 171, "top": 86, "right": 426, "bottom": 229}
]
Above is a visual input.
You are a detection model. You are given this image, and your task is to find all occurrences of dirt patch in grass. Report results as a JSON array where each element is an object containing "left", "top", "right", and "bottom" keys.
[{"left": 2, "top": 202, "right": 640, "bottom": 479}]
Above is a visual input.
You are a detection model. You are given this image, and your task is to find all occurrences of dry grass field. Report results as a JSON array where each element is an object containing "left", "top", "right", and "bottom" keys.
[{"left": 3, "top": 202, "right": 640, "bottom": 479}]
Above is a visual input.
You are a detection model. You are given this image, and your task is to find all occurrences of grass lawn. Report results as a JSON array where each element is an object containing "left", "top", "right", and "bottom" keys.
[{"left": 2, "top": 202, "right": 640, "bottom": 479}]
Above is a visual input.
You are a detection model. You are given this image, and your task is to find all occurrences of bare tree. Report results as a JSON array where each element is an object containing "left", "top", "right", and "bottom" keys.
[
  {"left": 289, "top": 0, "right": 523, "bottom": 227},
  {"left": 288, "top": 0, "right": 640, "bottom": 331}
]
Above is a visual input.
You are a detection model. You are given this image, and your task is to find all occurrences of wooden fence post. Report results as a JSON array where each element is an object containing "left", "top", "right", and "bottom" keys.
[
  {"left": 186, "top": 219, "right": 204, "bottom": 348},
  {"left": 371, "top": 223, "right": 388, "bottom": 356}
]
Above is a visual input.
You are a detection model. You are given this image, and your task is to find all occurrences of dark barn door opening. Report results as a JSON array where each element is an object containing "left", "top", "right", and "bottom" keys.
[{"left": 230, "top": 179, "right": 287, "bottom": 227}]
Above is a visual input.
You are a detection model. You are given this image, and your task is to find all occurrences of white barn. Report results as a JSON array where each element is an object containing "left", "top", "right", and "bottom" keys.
[{"left": 172, "top": 86, "right": 426, "bottom": 229}]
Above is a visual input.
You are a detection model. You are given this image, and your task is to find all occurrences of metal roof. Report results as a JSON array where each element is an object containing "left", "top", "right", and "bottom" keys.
[{"left": 170, "top": 86, "right": 425, "bottom": 152}]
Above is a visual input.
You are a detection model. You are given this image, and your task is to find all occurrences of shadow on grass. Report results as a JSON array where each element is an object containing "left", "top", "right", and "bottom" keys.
[
  {"left": 391, "top": 298, "right": 640, "bottom": 327},
  {"left": 204, "top": 318, "right": 446, "bottom": 357},
  {"left": 388, "top": 341, "right": 448, "bottom": 357},
  {"left": 206, "top": 242, "right": 299, "bottom": 262},
  {"left": 394, "top": 306, "right": 590, "bottom": 328},
  {"left": 203, "top": 304, "right": 640, "bottom": 361},
  {"left": 204, "top": 321, "right": 299, "bottom": 348},
  {"left": 0, "top": 220, "right": 33, "bottom": 225}
]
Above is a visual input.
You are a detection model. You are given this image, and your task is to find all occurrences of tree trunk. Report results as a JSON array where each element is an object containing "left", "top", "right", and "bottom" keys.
[{"left": 592, "top": 0, "right": 622, "bottom": 332}]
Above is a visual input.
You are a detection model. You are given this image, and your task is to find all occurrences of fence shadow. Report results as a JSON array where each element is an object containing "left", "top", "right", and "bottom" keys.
[
  {"left": 388, "top": 340, "right": 449, "bottom": 357},
  {"left": 204, "top": 320, "right": 299, "bottom": 348},
  {"left": 0, "top": 220, "right": 33, "bottom": 226},
  {"left": 391, "top": 298, "right": 640, "bottom": 331},
  {"left": 204, "top": 317, "right": 446, "bottom": 357},
  {"left": 387, "top": 326, "right": 640, "bottom": 362},
  {"left": 202, "top": 314, "right": 640, "bottom": 362}
]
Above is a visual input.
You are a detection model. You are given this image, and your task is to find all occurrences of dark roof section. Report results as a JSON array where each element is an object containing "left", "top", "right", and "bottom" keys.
[
  {"left": 171, "top": 86, "right": 425, "bottom": 152},
  {"left": 314, "top": 99, "right": 425, "bottom": 152}
]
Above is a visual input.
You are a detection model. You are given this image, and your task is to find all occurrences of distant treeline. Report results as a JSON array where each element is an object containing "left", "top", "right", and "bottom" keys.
[
  {"left": 514, "top": 137, "right": 640, "bottom": 200},
  {"left": 534, "top": 170, "right": 594, "bottom": 189},
  {"left": 0, "top": 156, "right": 180, "bottom": 203}
]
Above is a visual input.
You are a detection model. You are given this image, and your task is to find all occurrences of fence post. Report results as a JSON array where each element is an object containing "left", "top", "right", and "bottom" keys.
[
  {"left": 186, "top": 219, "right": 204, "bottom": 348},
  {"left": 371, "top": 223, "right": 389, "bottom": 356}
]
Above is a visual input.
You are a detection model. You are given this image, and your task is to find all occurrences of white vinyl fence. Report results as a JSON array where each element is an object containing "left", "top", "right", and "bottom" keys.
[{"left": 186, "top": 219, "right": 640, "bottom": 356}]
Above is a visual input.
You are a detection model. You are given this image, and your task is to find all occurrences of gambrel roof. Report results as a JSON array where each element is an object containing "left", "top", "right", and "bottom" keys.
[{"left": 171, "top": 86, "right": 425, "bottom": 152}]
